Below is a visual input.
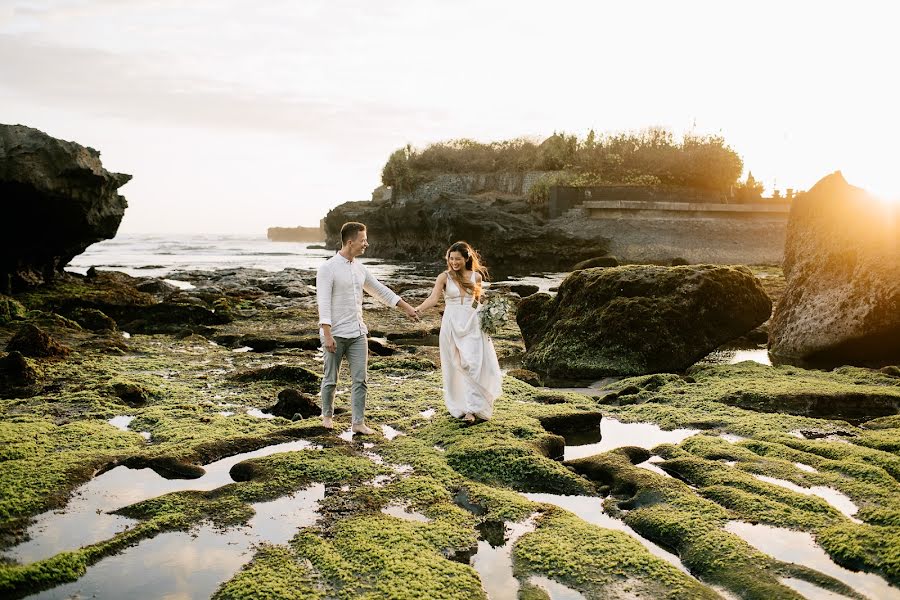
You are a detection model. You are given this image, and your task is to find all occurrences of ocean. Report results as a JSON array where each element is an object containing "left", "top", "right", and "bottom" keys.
[
  {"left": 66, "top": 233, "right": 565, "bottom": 291},
  {"left": 66, "top": 233, "right": 393, "bottom": 279}
]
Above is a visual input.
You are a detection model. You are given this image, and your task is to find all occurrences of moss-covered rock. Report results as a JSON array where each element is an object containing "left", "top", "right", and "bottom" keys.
[
  {"left": 507, "top": 369, "right": 542, "bottom": 387},
  {"left": 66, "top": 307, "right": 117, "bottom": 332},
  {"left": 517, "top": 265, "right": 772, "bottom": 382},
  {"left": 5, "top": 323, "right": 70, "bottom": 358},
  {"left": 0, "top": 295, "right": 27, "bottom": 325},
  {"left": 229, "top": 364, "right": 321, "bottom": 391},
  {"left": 0, "top": 351, "right": 42, "bottom": 395}
]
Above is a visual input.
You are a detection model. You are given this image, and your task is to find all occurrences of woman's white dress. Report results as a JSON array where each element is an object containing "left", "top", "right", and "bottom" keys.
[{"left": 440, "top": 273, "right": 502, "bottom": 419}]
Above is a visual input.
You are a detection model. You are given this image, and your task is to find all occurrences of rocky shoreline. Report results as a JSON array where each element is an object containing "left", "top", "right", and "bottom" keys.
[
  {"left": 2, "top": 126, "right": 899, "bottom": 599},
  {"left": 1, "top": 265, "right": 899, "bottom": 599}
]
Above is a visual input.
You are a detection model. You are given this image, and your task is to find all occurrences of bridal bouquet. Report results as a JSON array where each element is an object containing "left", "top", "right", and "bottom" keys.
[{"left": 477, "top": 293, "right": 515, "bottom": 337}]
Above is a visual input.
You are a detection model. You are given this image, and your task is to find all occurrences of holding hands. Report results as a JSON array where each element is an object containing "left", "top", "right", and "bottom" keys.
[{"left": 398, "top": 299, "right": 420, "bottom": 322}]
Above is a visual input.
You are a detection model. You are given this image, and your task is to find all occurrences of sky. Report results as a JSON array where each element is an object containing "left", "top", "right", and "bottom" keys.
[{"left": 1, "top": 0, "right": 898, "bottom": 233}]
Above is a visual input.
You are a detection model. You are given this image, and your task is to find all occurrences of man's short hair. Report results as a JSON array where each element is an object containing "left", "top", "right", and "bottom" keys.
[{"left": 341, "top": 222, "right": 367, "bottom": 245}]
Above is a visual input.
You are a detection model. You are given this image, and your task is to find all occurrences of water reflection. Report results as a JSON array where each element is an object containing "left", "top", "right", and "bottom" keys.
[
  {"left": 4, "top": 440, "right": 315, "bottom": 564},
  {"left": 381, "top": 503, "right": 430, "bottom": 523},
  {"left": 521, "top": 493, "right": 688, "bottom": 574},
  {"left": 469, "top": 516, "right": 537, "bottom": 600},
  {"left": 780, "top": 577, "right": 857, "bottom": 600},
  {"left": 751, "top": 475, "right": 861, "bottom": 522},
  {"left": 107, "top": 415, "right": 135, "bottom": 431},
  {"left": 724, "top": 521, "right": 899, "bottom": 600},
  {"left": 564, "top": 418, "right": 700, "bottom": 461},
  {"left": 527, "top": 575, "right": 588, "bottom": 600},
  {"left": 381, "top": 425, "right": 404, "bottom": 440},
  {"left": 27, "top": 485, "right": 325, "bottom": 600},
  {"left": 700, "top": 348, "right": 772, "bottom": 366}
]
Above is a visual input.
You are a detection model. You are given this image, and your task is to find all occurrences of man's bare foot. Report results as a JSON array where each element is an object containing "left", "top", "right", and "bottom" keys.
[
  {"left": 351, "top": 423, "right": 375, "bottom": 435},
  {"left": 322, "top": 416, "right": 334, "bottom": 429},
  {"left": 462, "top": 413, "right": 475, "bottom": 423}
]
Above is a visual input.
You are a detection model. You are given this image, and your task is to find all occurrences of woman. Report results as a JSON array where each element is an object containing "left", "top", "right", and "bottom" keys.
[{"left": 415, "top": 241, "right": 502, "bottom": 422}]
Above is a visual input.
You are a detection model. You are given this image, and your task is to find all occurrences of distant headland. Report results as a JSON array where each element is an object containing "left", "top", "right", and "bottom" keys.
[{"left": 266, "top": 225, "right": 325, "bottom": 243}]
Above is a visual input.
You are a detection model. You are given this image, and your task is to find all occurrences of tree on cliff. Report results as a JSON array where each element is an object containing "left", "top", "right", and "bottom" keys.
[
  {"left": 381, "top": 145, "right": 417, "bottom": 196},
  {"left": 381, "top": 128, "right": 746, "bottom": 196}
]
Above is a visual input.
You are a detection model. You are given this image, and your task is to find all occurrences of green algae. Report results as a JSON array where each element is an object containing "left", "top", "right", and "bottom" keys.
[
  {"left": 290, "top": 510, "right": 484, "bottom": 599},
  {"left": 513, "top": 506, "right": 718, "bottom": 599},
  {"left": 3, "top": 274, "right": 900, "bottom": 600},
  {"left": 213, "top": 544, "right": 325, "bottom": 600},
  {"left": 566, "top": 450, "right": 864, "bottom": 599}
]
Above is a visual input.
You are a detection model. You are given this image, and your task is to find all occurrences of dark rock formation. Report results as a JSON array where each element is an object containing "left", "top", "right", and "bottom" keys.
[
  {"left": 134, "top": 279, "right": 179, "bottom": 296},
  {"left": 509, "top": 284, "right": 539, "bottom": 297},
  {"left": 0, "top": 124, "right": 131, "bottom": 292},
  {"left": 265, "top": 388, "right": 321, "bottom": 419},
  {"left": 68, "top": 307, "right": 117, "bottom": 331},
  {"left": 323, "top": 197, "right": 609, "bottom": 275},
  {"left": 229, "top": 364, "right": 321, "bottom": 393},
  {"left": 572, "top": 255, "right": 619, "bottom": 270},
  {"left": 769, "top": 172, "right": 900, "bottom": 367},
  {"left": 6, "top": 323, "right": 71, "bottom": 358},
  {"left": 267, "top": 226, "right": 325, "bottom": 242},
  {"left": 518, "top": 265, "right": 772, "bottom": 382},
  {"left": 0, "top": 350, "right": 41, "bottom": 396}
]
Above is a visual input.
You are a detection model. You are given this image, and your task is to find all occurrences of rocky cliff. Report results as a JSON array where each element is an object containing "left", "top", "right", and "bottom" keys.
[
  {"left": 0, "top": 124, "right": 131, "bottom": 292},
  {"left": 323, "top": 196, "right": 609, "bottom": 275}
]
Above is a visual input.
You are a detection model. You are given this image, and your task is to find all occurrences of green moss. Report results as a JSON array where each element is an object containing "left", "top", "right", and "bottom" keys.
[
  {"left": 213, "top": 544, "right": 325, "bottom": 599},
  {"left": 817, "top": 523, "right": 900, "bottom": 582},
  {"left": 517, "top": 581, "right": 551, "bottom": 600},
  {"left": 0, "top": 416, "right": 140, "bottom": 525},
  {"left": 0, "top": 295, "right": 27, "bottom": 324},
  {"left": 369, "top": 356, "right": 437, "bottom": 372},
  {"left": 446, "top": 439, "right": 593, "bottom": 495},
  {"left": 513, "top": 507, "right": 718, "bottom": 599},
  {"left": 566, "top": 451, "right": 861, "bottom": 599},
  {"left": 292, "top": 514, "right": 485, "bottom": 599}
]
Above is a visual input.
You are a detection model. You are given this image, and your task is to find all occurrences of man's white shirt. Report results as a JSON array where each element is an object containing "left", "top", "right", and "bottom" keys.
[{"left": 316, "top": 252, "right": 400, "bottom": 338}]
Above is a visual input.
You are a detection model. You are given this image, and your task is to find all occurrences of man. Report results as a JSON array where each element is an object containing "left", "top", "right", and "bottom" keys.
[{"left": 316, "top": 222, "right": 418, "bottom": 434}]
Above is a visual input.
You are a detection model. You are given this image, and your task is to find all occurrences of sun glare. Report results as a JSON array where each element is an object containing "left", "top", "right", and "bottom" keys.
[{"left": 842, "top": 170, "right": 900, "bottom": 206}]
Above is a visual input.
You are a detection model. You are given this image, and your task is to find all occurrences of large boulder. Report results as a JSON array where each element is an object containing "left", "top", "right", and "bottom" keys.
[
  {"left": 518, "top": 265, "right": 772, "bottom": 382},
  {"left": 769, "top": 172, "right": 900, "bottom": 366},
  {"left": 0, "top": 124, "right": 131, "bottom": 292},
  {"left": 323, "top": 197, "right": 608, "bottom": 274}
]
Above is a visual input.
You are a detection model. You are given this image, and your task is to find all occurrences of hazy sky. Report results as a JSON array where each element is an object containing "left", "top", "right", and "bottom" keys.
[{"left": 2, "top": 1, "right": 897, "bottom": 233}]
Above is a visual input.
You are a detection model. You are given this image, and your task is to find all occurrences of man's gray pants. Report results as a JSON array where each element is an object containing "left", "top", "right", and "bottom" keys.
[{"left": 320, "top": 334, "right": 368, "bottom": 425}]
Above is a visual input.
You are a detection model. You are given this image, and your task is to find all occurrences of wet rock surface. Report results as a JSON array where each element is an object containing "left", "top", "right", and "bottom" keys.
[
  {"left": 1, "top": 262, "right": 899, "bottom": 600},
  {"left": 266, "top": 388, "right": 321, "bottom": 420},
  {"left": 517, "top": 264, "right": 772, "bottom": 382},
  {"left": 0, "top": 125, "right": 131, "bottom": 293},
  {"left": 770, "top": 172, "right": 900, "bottom": 367}
]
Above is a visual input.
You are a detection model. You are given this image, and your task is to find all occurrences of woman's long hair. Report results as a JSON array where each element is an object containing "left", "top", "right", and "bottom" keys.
[{"left": 446, "top": 241, "right": 488, "bottom": 301}]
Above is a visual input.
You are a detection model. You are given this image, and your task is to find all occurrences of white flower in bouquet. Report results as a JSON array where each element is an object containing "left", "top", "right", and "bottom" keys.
[{"left": 478, "top": 293, "right": 515, "bottom": 337}]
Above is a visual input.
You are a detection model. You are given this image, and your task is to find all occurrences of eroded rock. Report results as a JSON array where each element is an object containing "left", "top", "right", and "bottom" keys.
[
  {"left": 518, "top": 265, "right": 772, "bottom": 381},
  {"left": 769, "top": 172, "right": 900, "bottom": 367},
  {"left": 0, "top": 124, "right": 131, "bottom": 292}
]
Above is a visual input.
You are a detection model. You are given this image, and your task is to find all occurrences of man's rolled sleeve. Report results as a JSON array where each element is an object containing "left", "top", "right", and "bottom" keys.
[
  {"left": 316, "top": 265, "right": 334, "bottom": 326},
  {"left": 363, "top": 267, "right": 400, "bottom": 307}
]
